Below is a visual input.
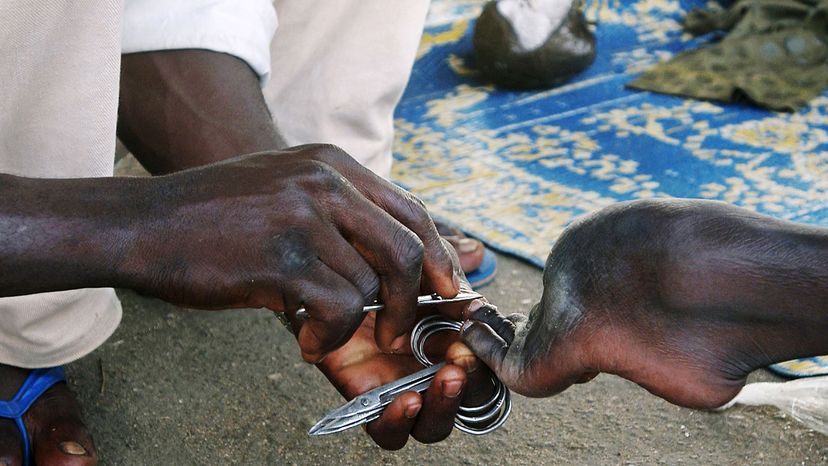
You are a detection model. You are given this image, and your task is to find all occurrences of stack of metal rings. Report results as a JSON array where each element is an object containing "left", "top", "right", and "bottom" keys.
[{"left": 410, "top": 315, "right": 512, "bottom": 435}]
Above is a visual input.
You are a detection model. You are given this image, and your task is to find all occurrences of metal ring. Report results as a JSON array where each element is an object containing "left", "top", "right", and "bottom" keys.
[
  {"left": 410, "top": 315, "right": 511, "bottom": 435},
  {"left": 454, "top": 390, "right": 512, "bottom": 436},
  {"left": 458, "top": 378, "right": 499, "bottom": 414}
]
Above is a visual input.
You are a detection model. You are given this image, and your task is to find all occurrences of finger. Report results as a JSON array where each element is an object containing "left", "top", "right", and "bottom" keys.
[
  {"left": 446, "top": 341, "right": 480, "bottom": 374},
  {"left": 314, "top": 146, "right": 460, "bottom": 300},
  {"left": 412, "top": 364, "right": 467, "bottom": 443},
  {"left": 446, "top": 341, "right": 498, "bottom": 408},
  {"left": 462, "top": 311, "right": 584, "bottom": 398},
  {"left": 289, "top": 261, "right": 366, "bottom": 363},
  {"left": 327, "top": 186, "right": 424, "bottom": 352},
  {"left": 384, "top": 193, "right": 459, "bottom": 301},
  {"left": 311, "top": 224, "right": 380, "bottom": 303},
  {"left": 428, "top": 238, "right": 473, "bottom": 320},
  {"left": 365, "top": 391, "right": 421, "bottom": 450}
]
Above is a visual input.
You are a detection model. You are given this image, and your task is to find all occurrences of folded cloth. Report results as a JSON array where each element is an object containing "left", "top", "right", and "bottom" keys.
[{"left": 628, "top": 0, "right": 828, "bottom": 111}]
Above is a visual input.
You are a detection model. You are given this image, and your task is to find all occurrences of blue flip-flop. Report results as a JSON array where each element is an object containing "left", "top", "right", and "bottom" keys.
[
  {"left": 0, "top": 367, "right": 66, "bottom": 465},
  {"left": 466, "top": 248, "right": 497, "bottom": 289}
]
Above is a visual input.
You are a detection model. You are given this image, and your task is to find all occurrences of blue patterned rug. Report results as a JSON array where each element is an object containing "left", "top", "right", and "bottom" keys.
[{"left": 392, "top": 0, "right": 828, "bottom": 269}]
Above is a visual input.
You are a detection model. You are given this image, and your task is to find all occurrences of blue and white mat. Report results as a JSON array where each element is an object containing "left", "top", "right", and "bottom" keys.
[{"left": 393, "top": 0, "right": 828, "bottom": 267}]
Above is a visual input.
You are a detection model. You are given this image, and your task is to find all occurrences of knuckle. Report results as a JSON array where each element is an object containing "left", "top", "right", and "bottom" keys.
[
  {"left": 306, "top": 143, "right": 350, "bottom": 165},
  {"left": 297, "top": 159, "right": 341, "bottom": 189},
  {"left": 270, "top": 231, "right": 317, "bottom": 277},
  {"left": 338, "top": 289, "right": 366, "bottom": 317},
  {"left": 356, "top": 269, "right": 381, "bottom": 301},
  {"left": 403, "top": 192, "right": 429, "bottom": 218},
  {"left": 396, "top": 192, "right": 432, "bottom": 229},
  {"left": 392, "top": 227, "right": 425, "bottom": 276},
  {"left": 296, "top": 160, "right": 359, "bottom": 201}
]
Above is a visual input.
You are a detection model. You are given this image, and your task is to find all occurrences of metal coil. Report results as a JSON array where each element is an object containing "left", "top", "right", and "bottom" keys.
[{"left": 410, "top": 315, "right": 511, "bottom": 435}]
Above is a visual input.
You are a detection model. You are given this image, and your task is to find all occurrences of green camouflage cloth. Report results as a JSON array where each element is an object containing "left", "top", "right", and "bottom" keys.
[{"left": 629, "top": 0, "right": 828, "bottom": 111}]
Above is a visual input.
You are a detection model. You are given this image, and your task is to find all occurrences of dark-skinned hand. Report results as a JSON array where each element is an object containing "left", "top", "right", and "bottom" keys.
[
  {"left": 286, "top": 283, "right": 495, "bottom": 450},
  {"left": 461, "top": 199, "right": 828, "bottom": 410},
  {"left": 115, "top": 49, "right": 484, "bottom": 448},
  {"left": 119, "top": 145, "right": 460, "bottom": 362}
]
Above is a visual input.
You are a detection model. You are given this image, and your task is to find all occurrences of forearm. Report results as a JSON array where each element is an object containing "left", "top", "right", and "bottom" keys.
[
  {"left": 0, "top": 174, "right": 152, "bottom": 296},
  {"left": 118, "top": 49, "right": 284, "bottom": 174}
]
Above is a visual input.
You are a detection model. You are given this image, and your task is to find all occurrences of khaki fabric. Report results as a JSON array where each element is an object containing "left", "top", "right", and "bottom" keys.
[
  {"left": 264, "top": 0, "right": 431, "bottom": 179},
  {"left": 629, "top": 0, "right": 828, "bottom": 111},
  {"left": 0, "top": 0, "right": 428, "bottom": 367},
  {"left": 0, "top": 0, "right": 123, "bottom": 367}
]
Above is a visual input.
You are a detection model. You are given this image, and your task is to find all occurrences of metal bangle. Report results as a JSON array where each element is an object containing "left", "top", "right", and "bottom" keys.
[{"left": 410, "top": 315, "right": 512, "bottom": 435}]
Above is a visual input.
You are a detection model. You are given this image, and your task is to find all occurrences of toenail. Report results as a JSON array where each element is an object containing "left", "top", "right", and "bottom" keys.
[
  {"left": 457, "top": 238, "right": 479, "bottom": 254},
  {"left": 59, "top": 441, "right": 88, "bottom": 456}
]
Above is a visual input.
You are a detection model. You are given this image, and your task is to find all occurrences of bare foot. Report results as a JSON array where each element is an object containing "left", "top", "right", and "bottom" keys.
[
  {"left": 0, "top": 364, "right": 97, "bottom": 466},
  {"left": 434, "top": 222, "right": 485, "bottom": 274},
  {"left": 462, "top": 199, "right": 828, "bottom": 409}
]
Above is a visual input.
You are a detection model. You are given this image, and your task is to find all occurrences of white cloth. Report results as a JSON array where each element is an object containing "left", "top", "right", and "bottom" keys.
[
  {"left": 0, "top": 0, "right": 429, "bottom": 368},
  {"left": 121, "top": 0, "right": 430, "bottom": 179},
  {"left": 264, "top": 0, "right": 430, "bottom": 179},
  {"left": 0, "top": 0, "right": 124, "bottom": 368},
  {"left": 122, "top": 0, "right": 277, "bottom": 82}
]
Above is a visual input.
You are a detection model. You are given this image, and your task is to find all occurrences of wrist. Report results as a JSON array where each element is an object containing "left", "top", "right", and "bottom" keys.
[{"left": 0, "top": 174, "right": 153, "bottom": 295}]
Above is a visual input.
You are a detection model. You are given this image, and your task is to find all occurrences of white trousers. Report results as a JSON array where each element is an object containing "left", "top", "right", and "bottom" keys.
[
  {"left": 0, "top": 0, "right": 124, "bottom": 368},
  {"left": 0, "top": 1, "right": 428, "bottom": 367},
  {"left": 264, "top": 1, "right": 430, "bottom": 179}
]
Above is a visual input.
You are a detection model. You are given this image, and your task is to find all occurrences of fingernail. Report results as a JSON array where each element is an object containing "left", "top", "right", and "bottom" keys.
[
  {"left": 449, "top": 344, "right": 480, "bottom": 373},
  {"left": 59, "top": 441, "right": 88, "bottom": 456},
  {"left": 404, "top": 402, "right": 422, "bottom": 419},
  {"left": 457, "top": 238, "right": 479, "bottom": 254},
  {"left": 463, "top": 300, "right": 486, "bottom": 320},
  {"left": 302, "top": 350, "right": 326, "bottom": 364},
  {"left": 452, "top": 355, "right": 479, "bottom": 374},
  {"left": 391, "top": 334, "right": 408, "bottom": 353},
  {"left": 442, "top": 380, "right": 464, "bottom": 398}
]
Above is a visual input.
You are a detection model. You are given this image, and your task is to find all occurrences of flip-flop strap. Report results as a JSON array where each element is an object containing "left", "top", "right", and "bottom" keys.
[{"left": 0, "top": 367, "right": 65, "bottom": 466}]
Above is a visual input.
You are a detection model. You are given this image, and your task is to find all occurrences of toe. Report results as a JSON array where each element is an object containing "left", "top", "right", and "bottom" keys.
[
  {"left": 443, "top": 236, "right": 484, "bottom": 273},
  {"left": 25, "top": 384, "right": 97, "bottom": 466},
  {"left": 32, "top": 420, "right": 97, "bottom": 466}
]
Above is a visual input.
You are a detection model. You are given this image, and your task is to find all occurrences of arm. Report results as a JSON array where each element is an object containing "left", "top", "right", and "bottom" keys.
[
  {"left": 118, "top": 49, "right": 460, "bottom": 352},
  {"left": 462, "top": 199, "right": 828, "bottom": 409},
  {"left": 117, "top": 49, "right": 481, "bottom": 448},
  {"left": 118, "top": 49, "right": 283, "bottom": 173},
  {"left": 0, "top": 174, "right": 145, "bottom": 296}
]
